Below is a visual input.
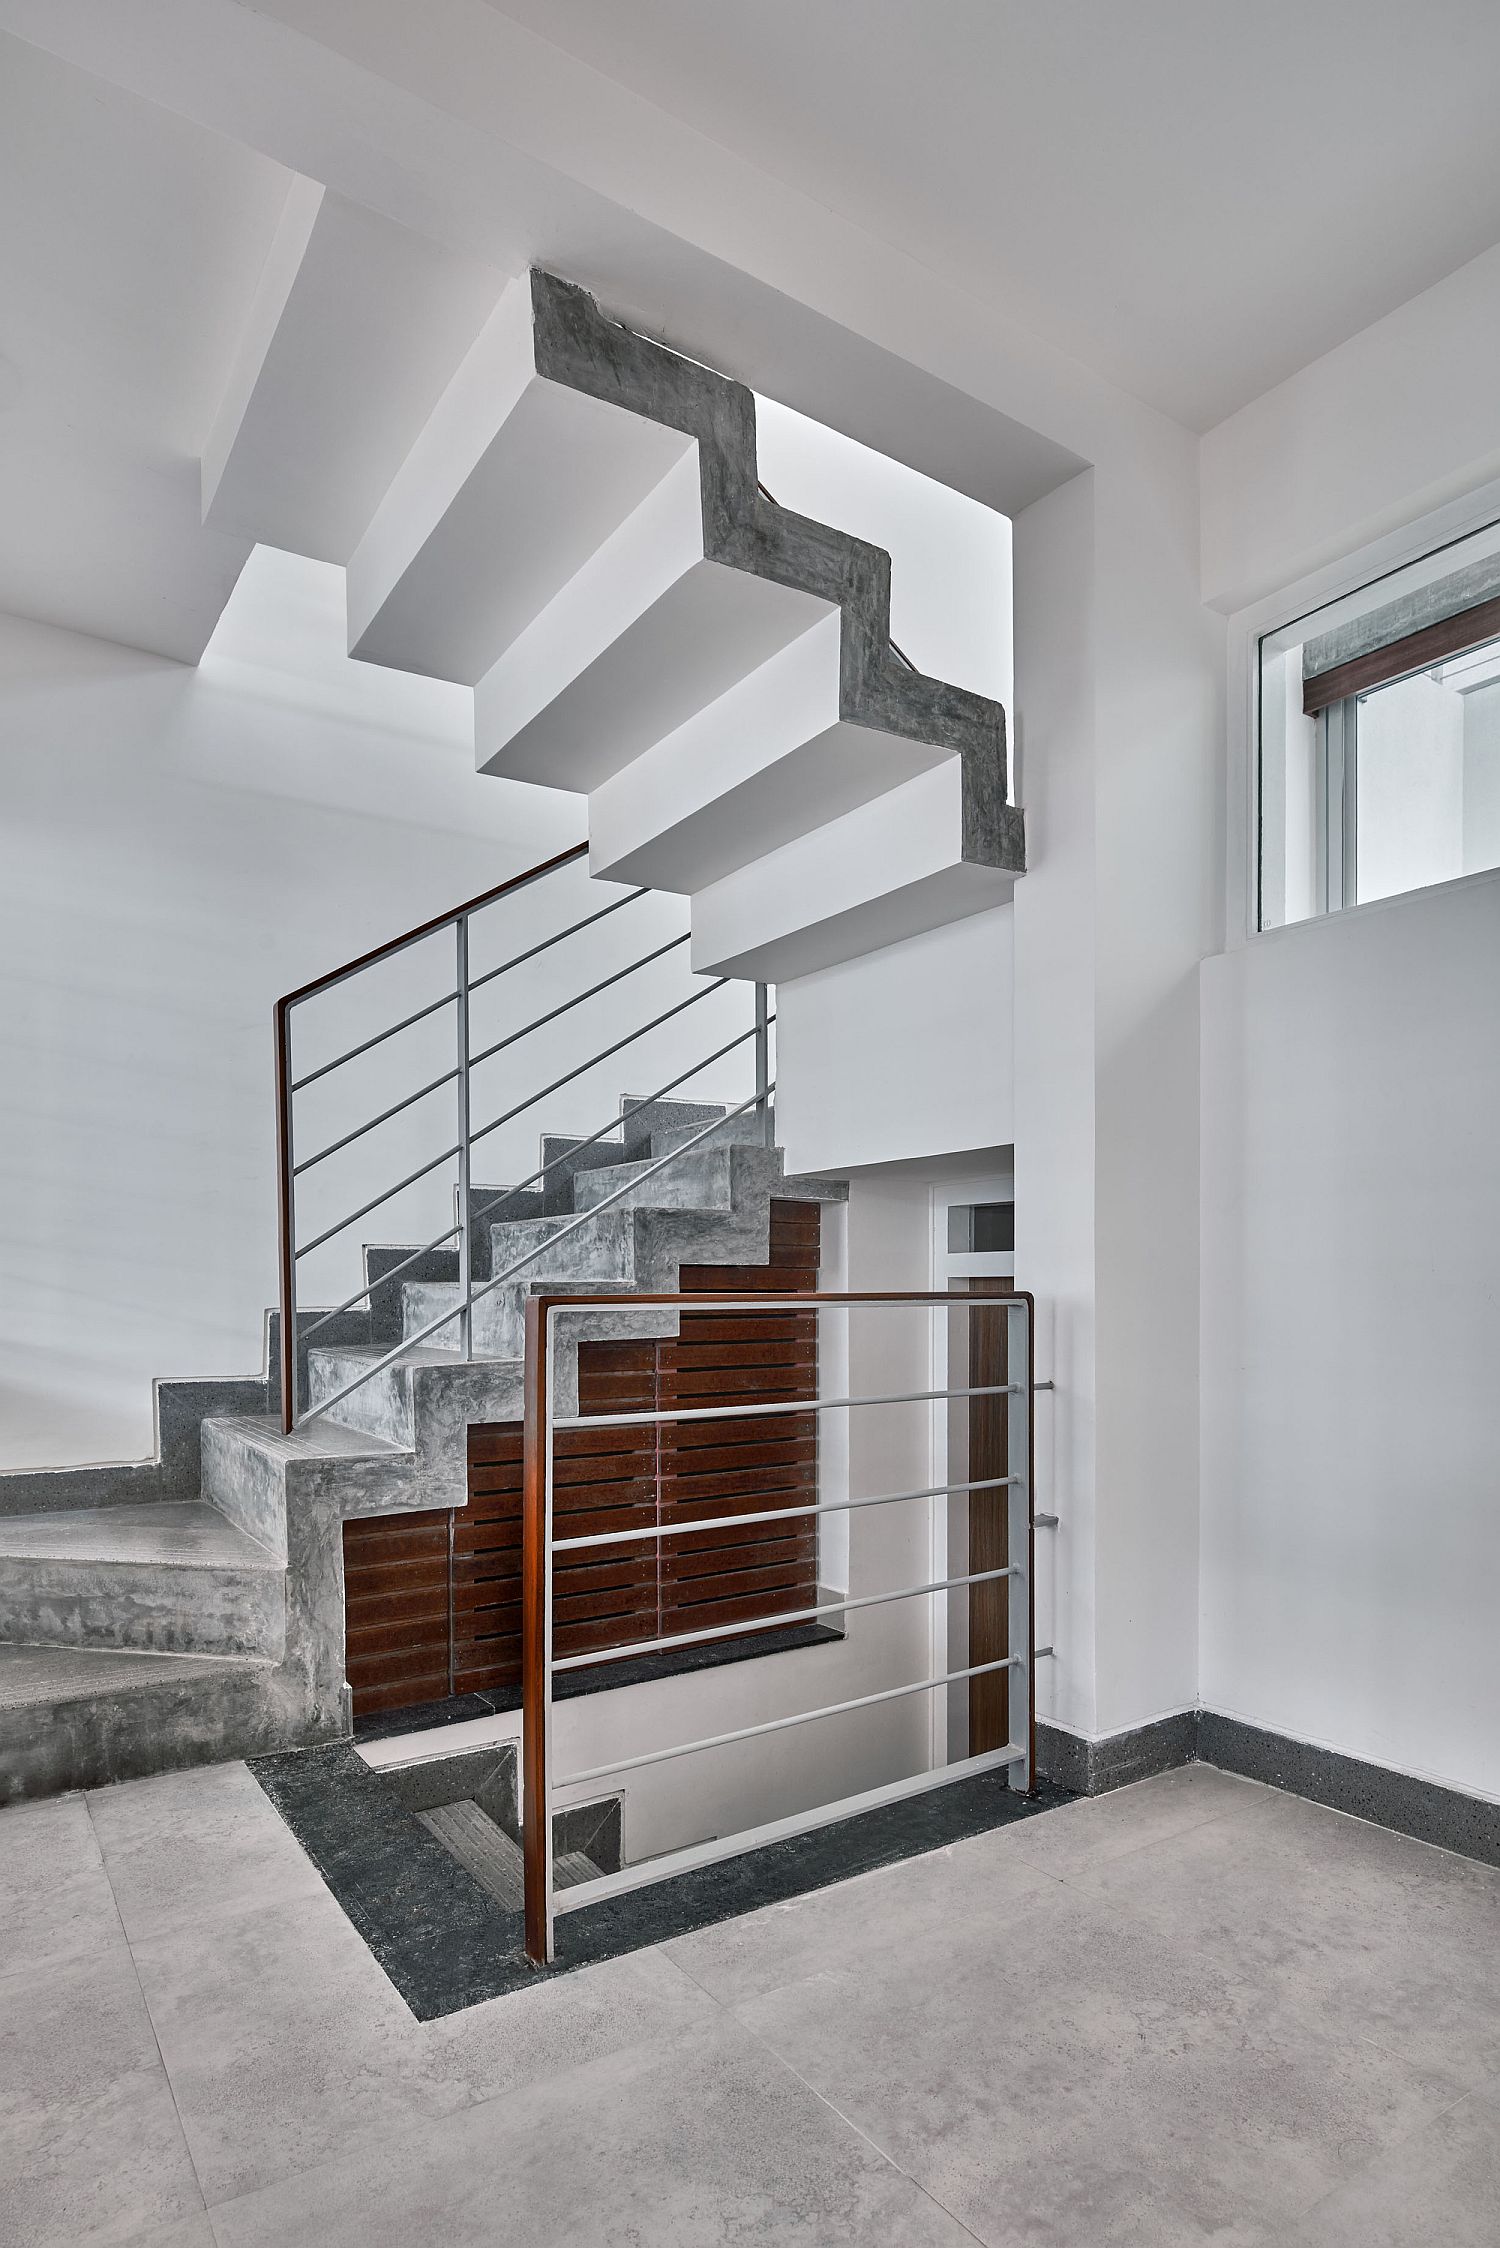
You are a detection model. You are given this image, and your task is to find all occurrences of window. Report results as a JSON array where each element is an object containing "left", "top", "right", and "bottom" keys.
[{"left": 1258, "top": 537, "right": 1500, "bottom": 928}]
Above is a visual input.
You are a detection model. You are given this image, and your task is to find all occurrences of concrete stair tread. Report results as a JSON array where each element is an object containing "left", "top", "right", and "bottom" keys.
[
  {"left": 309, "top": 1344, "right": 524, "bottom": 1376},
  {"left": 206, "top": 1412, "right": 414, "bottom": 1463},
  {"left": 0, "top": 1501, "right": 281, "bottom": 1572},
  {"left": 0, "top": 1642, "right": 267, "bottom": 1711}
]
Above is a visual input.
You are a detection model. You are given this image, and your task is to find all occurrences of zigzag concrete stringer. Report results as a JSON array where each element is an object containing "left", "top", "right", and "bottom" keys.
[{"left": 529, "top": 270, "right": 1024, "bottom": 877}]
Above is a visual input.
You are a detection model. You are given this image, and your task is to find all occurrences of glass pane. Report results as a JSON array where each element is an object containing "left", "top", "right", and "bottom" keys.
[{"left": 1354, "top": 638, "right": 1500, "bottom": 905}]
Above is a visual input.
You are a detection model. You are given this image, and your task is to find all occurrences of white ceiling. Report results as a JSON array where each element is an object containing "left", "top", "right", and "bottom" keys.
[{"left": 487, "top": 0, "right": 1500, "bottom": 430}]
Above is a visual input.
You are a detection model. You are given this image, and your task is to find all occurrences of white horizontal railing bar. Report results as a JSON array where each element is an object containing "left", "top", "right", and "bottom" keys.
[
  {"left": 551, "top": 1380, "right": 1022, "bottom": 1434},
  {"left": 557, "top": 1655, "right": 1023, "bottom": 1790},
  {"left": 553, "top": 1745, "right": 1026, "bottom": 1917},
  {"left": 467, "top": 980, "right": 729, "bottom": 1153},
  {"left": 465, "top": 887, "right": 648, "bottom": 998},
  {"left": 550, "top": 1563, "right": 1015, "bottom": 1674},
  {"left": 467, "top": 932, "right": 692, "bottom": 1074},
  {"left": 298, "top": 1089, "right": 772, "bottom": 1426},
  {"left": 300, "top": 1223, "right": 466, "bottom": 1342},
  {"left": 1035, "top": 1379, "right": 1056, "bottom": 1391},
  {"left": 553, "top": 1473, "right": 1016, "bottom": 1554},
  {"left": 293, "top": 1063, "right": 460, "bottom": 1177},
  {"left": 295, "top": 1140, "right": 462, "bottom": 1261},
  {"left": 468, "top": 1018, "right": 769, "bottom": 1231},
  {"left": 290, "top": 988, "right": 458, "bottom": 1094}
]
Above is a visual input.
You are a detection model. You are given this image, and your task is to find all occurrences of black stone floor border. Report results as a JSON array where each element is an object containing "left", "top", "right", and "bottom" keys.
[
  {"left": 250, "top": 1739, "right": 1071, "bottom": 2022},
  {"left": 353, "top": 1621, "right": 845, "bottom": 1745}
]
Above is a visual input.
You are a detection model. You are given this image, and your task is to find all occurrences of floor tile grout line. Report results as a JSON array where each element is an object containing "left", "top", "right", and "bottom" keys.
[
  {"left": 1002, "top": 1785, "right": 1284, "bottom": 1883},
  {"left": 82, "top": 1786, "right": 216, "bottom": 2232},
  {"left": 1281, "top": 2081, "right": 1484, "bottom": 2232},
  {"left": 726, "top": 1998, "right": 993, "bottom": 2246}
]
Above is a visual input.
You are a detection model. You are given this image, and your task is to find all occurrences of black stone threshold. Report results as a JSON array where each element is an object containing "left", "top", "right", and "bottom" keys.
[
  {"left": 250, "top": 1740, "right": 1071, "bottom": 2023},
  {"left": 353, "top": 1620, "right": 845, "bottom": 1745}
]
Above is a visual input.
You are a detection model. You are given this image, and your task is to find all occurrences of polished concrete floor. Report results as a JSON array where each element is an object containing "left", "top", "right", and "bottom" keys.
[{"left": 3, "top": 1759, "right": 1498, "bottom": 2246}]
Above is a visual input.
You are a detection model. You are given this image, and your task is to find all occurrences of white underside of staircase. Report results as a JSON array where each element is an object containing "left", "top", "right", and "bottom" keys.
[{"left": 208, "top": 264, "right": 1021, "bottom": 982}]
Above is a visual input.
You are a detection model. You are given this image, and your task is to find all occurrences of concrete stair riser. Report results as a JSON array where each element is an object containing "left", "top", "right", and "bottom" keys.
[
  {"left": 0, "top": 1648, "right": 347, "bottom": 1810},
  {"left": 0, "top": 1553, "right": 284, "bottom": 1662}
]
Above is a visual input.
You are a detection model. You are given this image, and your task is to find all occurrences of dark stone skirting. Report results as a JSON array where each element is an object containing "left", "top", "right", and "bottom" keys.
[
  {"left": 1200, "top": 1710, "right": 1500, "bottom": 1873},
  {"left": 1040, "top": 1707, "right": 1500, "bottom": 1874}
]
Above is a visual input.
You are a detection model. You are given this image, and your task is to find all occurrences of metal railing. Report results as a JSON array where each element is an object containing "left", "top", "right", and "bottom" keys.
[
  {"left": 274, "top": 843, "right": 771, "bottom": 1432},
  {"left": 519, "top": 1287, "right": 1036, "bottom": 1964}
]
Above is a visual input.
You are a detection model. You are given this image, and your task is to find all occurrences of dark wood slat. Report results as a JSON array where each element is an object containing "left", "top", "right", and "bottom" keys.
[{"left": 1304, "top": 592, "right": 1500, "bottom": 712}]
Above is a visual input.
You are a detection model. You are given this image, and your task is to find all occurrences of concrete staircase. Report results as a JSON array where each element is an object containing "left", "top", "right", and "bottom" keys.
[
  {"left": 0, "top": 1098, "right": 842, "bottom": 1805},
  {"left": 210, "top": 258, "right": 1023, "bottom": 982}
]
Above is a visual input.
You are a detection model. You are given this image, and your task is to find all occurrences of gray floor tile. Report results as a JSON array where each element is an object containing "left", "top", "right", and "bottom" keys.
[
  {"left": 0, "top": 1939, "right": 205, "bottom": 2248},
  {"left": 1002, "top": 1762, "right": 1273, "bottom": 1881},
  {"left": 1283, "top": 2087, "right": 1500, "bottom": 2245},
  {"left": 0, "top": 1792, "right": 124, "bottom": 1981},
  {"left": 127, "top": 1886, "right": 446, "bottom": 2207},
  {"left": 86, "top": 1760, "right": 326, "bottom": 1943},
  {"left": 414, "top": 1944, "right": 719, "bottom": 2110},
  {"left": 119, "top": 2219, "right": 217, "bottom": 2248},
  {"left": 208, "top": 2011, "right": 977, "bottom": 2248},
  {"left": 1069, "top": 1785, "right": 1500, "bottom": 2090},
  {"left": 731, "top": 1868, "right": 1472, "bottom": 2243},
  {"left": 665, "top": 1817, "right": 1060, "bottom": 2004}
]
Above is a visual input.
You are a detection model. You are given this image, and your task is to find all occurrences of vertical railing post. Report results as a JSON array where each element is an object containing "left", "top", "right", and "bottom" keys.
[
  {"left": 274, "top": 999, "right": 297, "bottom": 1434},
  {"left": 1006, "top": 1294, "right": 1036, "bottom": 1794},
  {"left": 521, "top": 1294, "right": 556, "bottom": 1964},
  {"left": 754, "top": 982, "right": 772, "bottom": 1148},
  {"left": 455, "top": 914, "right": 473, "bottom": 1361}
]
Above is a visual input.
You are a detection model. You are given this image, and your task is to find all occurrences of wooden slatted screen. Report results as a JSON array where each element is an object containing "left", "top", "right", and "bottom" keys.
[{"left": 343, "top": 1200, "right": 821, "bottom": 1718}]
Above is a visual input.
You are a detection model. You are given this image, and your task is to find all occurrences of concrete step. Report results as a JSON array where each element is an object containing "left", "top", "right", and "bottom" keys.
[
  {"left": 415, "top": 1799, "right": 599, "bottom": 1912},
  {"left": 0, "top": 1643, "right": 330, "bottom": 1809},
  {"left": 300, "top": 1350, "right": 526, "bottom": 1479},
  {"left": 347, "top": 269, "right": 694, "bottom": 685},
  {"left": 0, "top": 1503, "right": 285, "bottom": 1661},
  {"left": 569, "top": 1144, "right": 735, "bottom": 1216},
  {"left": 649, "top": 1111, "right": 771, "bottom": 1160},
  {"left": 690, "top": 759, "right": 1017, "bottom": 981},
  {"left": 475, "top": 445, "right": 829, "bottom": 790},
  {"left": 199, "top": 1413, "right": 418, "bottom": 1558},
  {"left": 619, "top": 1096, "right": 732, "bottom": 1156},
  {"left": 588, "top": 613, "right": 949, "bottom": 892}
]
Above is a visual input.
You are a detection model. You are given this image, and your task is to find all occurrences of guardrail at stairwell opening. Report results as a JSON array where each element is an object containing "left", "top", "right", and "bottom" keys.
[{"left": 519, "top": 1287, "right": 1037, "bottom": 1965}]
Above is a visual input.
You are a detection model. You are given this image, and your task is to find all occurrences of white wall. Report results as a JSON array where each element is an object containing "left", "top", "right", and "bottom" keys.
[
  {"left": 1202, "top": 240, "right": 1500, "bottom": 611},
  {"left": 776, "top": 907, "right": 1013, "bottom": 1176},
  {"left": 0, "top": 549, "right": 752, "bottom": 1470},
  {"left": 1200, "top": 871, "right": 1500, "bottom": 1801}
]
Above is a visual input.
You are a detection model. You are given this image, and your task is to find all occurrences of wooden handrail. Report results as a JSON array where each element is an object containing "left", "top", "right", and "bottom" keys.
[{"left": 274, "top": 840, "right": 588, "bottom": 1015}]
